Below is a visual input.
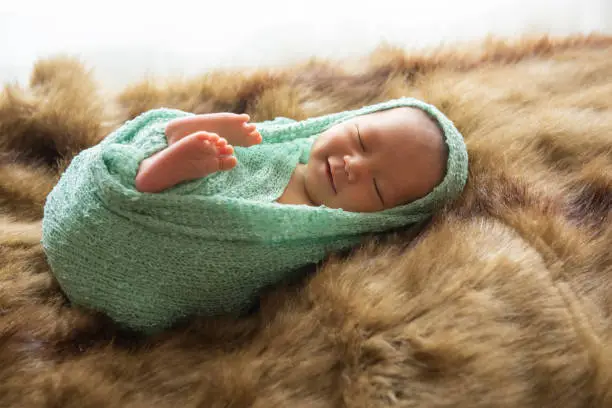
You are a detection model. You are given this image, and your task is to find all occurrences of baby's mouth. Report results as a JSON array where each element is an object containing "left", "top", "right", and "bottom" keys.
[{"left": 327, "top": 158, "right": 337, "bottom": 193}]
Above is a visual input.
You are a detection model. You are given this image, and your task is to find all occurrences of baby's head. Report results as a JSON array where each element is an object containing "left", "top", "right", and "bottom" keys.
[{"left": 305, "top": 106, "right": 448, "bottom": 212}]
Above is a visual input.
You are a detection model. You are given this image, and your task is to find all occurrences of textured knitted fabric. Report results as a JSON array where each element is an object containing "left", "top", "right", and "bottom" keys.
[{"left": 41, "top": 97, "right": 468, "bottom": 333}]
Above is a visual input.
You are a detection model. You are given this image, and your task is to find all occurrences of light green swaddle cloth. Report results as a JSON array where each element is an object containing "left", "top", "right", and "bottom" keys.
[{"left": 41, "top": 97, "right": 468, "bottom": 333}]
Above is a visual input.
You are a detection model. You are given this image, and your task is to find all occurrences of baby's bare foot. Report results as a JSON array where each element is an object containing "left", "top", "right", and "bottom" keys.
[
  {"left": 166, "top": 113, "right": 262, "bottom": 147},
  {"left": 135, "top": 131, "right": 237, "bottom": 193}
]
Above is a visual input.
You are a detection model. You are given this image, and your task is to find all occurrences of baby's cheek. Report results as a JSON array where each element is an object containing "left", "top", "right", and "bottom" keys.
[{"left": 338, "top": 186, "right": 373, "bottom": 212}]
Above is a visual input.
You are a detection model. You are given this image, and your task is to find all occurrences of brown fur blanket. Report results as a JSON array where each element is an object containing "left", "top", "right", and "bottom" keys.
[{"left": 0, "top": 34, "right": 611, "bottom": 407}]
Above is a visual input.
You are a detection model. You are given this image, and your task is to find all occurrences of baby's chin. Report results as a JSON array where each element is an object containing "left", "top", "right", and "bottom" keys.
[{"left": 302, "top": 166, "right": 323, "bottom": 206}]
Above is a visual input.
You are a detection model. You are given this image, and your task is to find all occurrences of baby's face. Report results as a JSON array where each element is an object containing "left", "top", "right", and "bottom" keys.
[{"left": 304, "top": 107, "right": 446, "bottom": 212}]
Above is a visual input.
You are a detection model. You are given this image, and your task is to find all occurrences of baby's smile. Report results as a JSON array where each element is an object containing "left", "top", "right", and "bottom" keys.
[{"left": 326, "top": 157, "right": 337, "bottom": 193}]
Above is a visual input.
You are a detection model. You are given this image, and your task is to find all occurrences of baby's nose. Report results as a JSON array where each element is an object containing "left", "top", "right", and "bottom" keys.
[{"left": 343, "top": 155, "right": 369, "bottom": 182}]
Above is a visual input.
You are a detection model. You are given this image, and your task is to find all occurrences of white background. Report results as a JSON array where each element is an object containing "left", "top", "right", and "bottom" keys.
[{"left": 1, "top": 0, "right": 610, "bottom": 88}]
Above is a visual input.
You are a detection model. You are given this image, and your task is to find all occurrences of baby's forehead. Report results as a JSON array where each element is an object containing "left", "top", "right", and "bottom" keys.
[
  {"left": 357, "top": 107, "right": 443, "bottom": 142},
  {"left": 358, "top": 106, "right": 438, "bottom": 128},
  {"left": 409, "top": 108, "right": 444, "bottom": 137}
]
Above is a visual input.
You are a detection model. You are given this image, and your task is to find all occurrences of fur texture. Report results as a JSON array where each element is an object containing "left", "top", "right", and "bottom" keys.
[{"left": 0, "top": 34, "right": 611, "bottom": 407}]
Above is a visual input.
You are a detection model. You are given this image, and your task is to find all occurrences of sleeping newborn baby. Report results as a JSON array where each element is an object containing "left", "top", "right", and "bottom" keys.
[
  {"left": 41, "top": 97, "right": 468, "bottom": 333},
  {"left": 136, "top": 105, "right": 447, "bottom": 213}
]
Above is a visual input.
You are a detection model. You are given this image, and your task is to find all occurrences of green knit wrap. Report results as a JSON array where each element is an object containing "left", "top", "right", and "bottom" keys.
[{"left": 41, "top": 97, "right": 468, "bottom": 333}]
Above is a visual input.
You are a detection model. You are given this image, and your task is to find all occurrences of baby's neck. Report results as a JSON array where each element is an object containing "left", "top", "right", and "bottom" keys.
[{"left": 275, "top": 164, "right": 315, "bottom": 206}]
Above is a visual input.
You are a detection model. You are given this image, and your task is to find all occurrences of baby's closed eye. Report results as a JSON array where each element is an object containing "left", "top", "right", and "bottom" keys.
[
  {"left": 373, "top": 179, "right": 385, "bottom": 206},
  {"left": 355, "top": 124, "right": 384, "bottom": 206},
  {"left": 355, "top": 124, "right": 366, "bottom": 151}
]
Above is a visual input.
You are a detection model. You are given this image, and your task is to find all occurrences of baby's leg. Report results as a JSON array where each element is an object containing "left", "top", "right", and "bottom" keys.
[
  {"left": 135, "top": 132, "right": 236, "bottom": 193},
  {"left": 165, "top": 113, "right": 262, "bottom": 147}
]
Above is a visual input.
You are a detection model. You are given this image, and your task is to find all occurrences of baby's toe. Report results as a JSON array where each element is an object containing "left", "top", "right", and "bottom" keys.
[
  {"left": 249, "top": 130, "right": 262, "bottom": 144},
  {"left": 196, "top": 131, "right": 220, "bottom": 143},
  {"left": 214, "top": 137, "right": 228, "bottom": 148},
  {"left": 218, "top": 155, "right": 238, "bottom": 171},
  {"left": 243, "top": 123, "right": 256, "bottom": 132},
  {"left": 217, "top": 144, "right": 234, "bottom": 156}
]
